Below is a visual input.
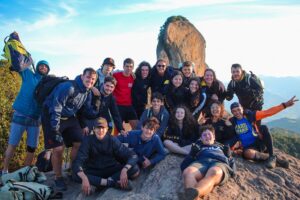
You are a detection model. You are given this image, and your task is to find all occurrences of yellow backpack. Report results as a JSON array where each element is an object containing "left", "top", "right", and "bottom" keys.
[{"left": 0, "top": 31, "right": 33, "bottom": 72}]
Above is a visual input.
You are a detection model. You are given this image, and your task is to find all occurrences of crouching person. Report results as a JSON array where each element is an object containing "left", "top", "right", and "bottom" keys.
[
  {"left": 118, "top": 117, "right": 166, "bottom": 169},
  {"left": 180, "top": 125, "right": 234, "bottom": 200},
  {"left": 72, "top": 117, "right": 140, "bottom": 195}
]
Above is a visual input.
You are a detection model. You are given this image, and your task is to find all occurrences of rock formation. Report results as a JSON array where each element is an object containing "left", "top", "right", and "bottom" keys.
[
  {"left": 156, "top": 16, "right": 207, "bottom": 76},
  {"left": 48, "top": 149, "right": 300, "bottom": 200}
]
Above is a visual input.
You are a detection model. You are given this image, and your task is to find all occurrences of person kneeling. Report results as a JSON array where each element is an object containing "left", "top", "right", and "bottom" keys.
[
  {"left": 72, "top": 117, "right": 139, "bottom": 195},
  {"left": 180, "top": 125, "right": 234, "bottom": 200}
]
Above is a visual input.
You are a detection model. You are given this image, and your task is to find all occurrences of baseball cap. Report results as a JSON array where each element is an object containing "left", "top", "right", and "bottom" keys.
[
  {"left": 94, "top": 117, "right": 108, "bottom": 128},
  {"left": 230, "top": 102, "right": 242, "bottom": 110},
  {"left": 102, "top": 57, "right": 115, "bottom": 67}
]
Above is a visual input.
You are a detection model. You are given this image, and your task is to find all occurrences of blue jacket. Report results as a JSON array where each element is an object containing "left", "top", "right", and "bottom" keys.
[
  {"left": 44, "top": 75, "right": 90, "bottom": 132},
  {"left": 137, "top": 106, "right": 169, "bottom": 138},
  {"left": 117, "top": 130, "right": 166, "bottom": 166},
  {"left": 13, "top": 65, "right": 46, "bottom": 120}
]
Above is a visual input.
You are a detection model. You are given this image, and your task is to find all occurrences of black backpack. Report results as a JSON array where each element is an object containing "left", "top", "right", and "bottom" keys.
[{"left": 34, "top": 75, "right": 70, "bottom": 105}]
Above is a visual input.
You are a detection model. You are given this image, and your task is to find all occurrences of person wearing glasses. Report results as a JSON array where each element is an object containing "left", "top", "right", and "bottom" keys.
[{"left": 149, "top": 59, "right": 174, "bottom": 94}]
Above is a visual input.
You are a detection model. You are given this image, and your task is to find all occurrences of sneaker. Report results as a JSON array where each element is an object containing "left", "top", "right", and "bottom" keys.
[
  {"left": 55, "top": 177, "right": 67, "bottom": 191},
  {"left": 276, "top": 158, "right": 289, "bottom": 169},
  {"left": 266, "top": 155, "right": 276, "bottom": 169}
]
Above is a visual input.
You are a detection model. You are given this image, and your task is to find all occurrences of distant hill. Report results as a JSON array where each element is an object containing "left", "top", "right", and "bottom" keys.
[
  {"left": 270, "top": 127, "right": 300, "bottom": 159},
  {"left": 266, "top": 118, "right": 300, "bottom": 133}
]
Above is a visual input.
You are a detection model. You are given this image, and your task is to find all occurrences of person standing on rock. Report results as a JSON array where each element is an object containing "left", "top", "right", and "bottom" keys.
[
  {"left": 42, "top": 68, "right": 97, "bottom": 191},
  {"left": 118, "top": 117, "right": 166, "bottom": 169},
  {"left": 229, "top": 96, "right": 298, "bottom": 168},
  {"left": 132, "top": 61, "right": 151, "bottom": 118},
  {"left": 1, "top": 60, "right": 50, "bottom": 176},
  {"left": 226, "top": 63, "right": 264, "bottom": 111},
  {"left": 94, "top": 57, "right": 115, "bottom": 89},
  {"left": 180, "top": 125, "right": 234, "bottom": 199},
  {"left": 180, "top": 61, "right": 197, "bottom": 88},
  {"left": 149, "top": 58, "right": 174, "bottom": 94},
  {"left": 72, "top": 117, "right": 139, "bottom": 195},
  {"left": 113, "top": 58, "right": 138, "bottom": 130}
]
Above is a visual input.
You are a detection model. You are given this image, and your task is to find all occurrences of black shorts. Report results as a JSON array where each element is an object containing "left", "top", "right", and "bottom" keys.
[
  {"left": 117, "top": 105, "right": 138, "bottom": 122},
  {"left": 244, "top": 139, "right": 266, "bottom": 152},
  {"left": 42, "top": 107, "right": 83, "bottom": 149}
]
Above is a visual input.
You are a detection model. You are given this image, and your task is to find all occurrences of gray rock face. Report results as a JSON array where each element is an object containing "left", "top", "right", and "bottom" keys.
[
  {"left": 49, "top": 149, "right": 300, "bottom": 200},
  {"left": 156, "top": 16, "right": 207, "bottom": 76}
]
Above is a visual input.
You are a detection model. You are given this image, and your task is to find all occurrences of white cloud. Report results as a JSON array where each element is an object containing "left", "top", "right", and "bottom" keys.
[{"left": 103, "top": 0, "right": 247, "bottom": 15}]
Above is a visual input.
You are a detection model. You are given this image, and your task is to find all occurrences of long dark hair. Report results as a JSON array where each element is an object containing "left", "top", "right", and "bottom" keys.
[
  {"left": 135, "top": 61, "right": 151, "bottom": 80},
  {"left": 169, "top": 105, "right": 197, "bottom": 137}
]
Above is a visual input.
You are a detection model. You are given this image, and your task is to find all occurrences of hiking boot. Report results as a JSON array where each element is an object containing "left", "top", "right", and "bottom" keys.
[
  {"left": 276, "top": 158, "right": 289, "bottom": 169},
  {"left": 266, "top": 155, "right": 276, "bottom": 169},
  {"left": 54, "top": 177, "right": 67, "bottom": 191}
]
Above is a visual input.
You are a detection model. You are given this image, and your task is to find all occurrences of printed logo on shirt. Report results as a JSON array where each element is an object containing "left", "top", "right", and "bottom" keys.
[{"left": 235, "top": 123, "right": 248, "bottom": 135}]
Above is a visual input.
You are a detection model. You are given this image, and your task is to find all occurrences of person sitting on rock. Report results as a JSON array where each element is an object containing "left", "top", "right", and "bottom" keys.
[
  {"left": 137, "top": 92, "right": 169, "bottom": 138},
  {"left": 229, "top": 96, "right": 298, "bottom": 168},
  {"left": 199, "top": 101, "right": 236, "bottom": 147},
  {"left": 180, "top": 125, "right": 234, "bottom": 199},
  {"left": 118, "top": 117, "right": 166, "bottom": 169},
  {"left": 72, "top": 117, "right": 140, "bottom": 195},
  {"left": 163, "top": 105, "right": 198, "bottom": 155}
]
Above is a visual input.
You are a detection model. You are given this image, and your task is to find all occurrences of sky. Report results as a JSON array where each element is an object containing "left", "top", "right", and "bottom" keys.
[{"left": 0, "top": 0, "right": 300, "bottom": 81}]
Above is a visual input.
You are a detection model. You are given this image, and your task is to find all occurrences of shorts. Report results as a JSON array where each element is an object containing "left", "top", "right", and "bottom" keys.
[
  {"left": 190, "top": 159, "right": 230, "bottom": 185},
  {"left": 117, "top": 105, "right": 138, "bottom": 122},
  {"left": 244, "top": 139, "right": 266, "bottom": 152},
  {"left": 8, "top": 121, "right": 40, "bottom": 148},
  {"left": 42, "top": 107, "right": 83, "bottom": 149}
]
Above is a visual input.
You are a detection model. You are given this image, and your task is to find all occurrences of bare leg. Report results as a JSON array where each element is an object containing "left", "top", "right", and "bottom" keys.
[
  {"left": 163, "top": 140, "right": 189, "bottom": 155},
  {"left": 70, "top": 142, "right": 81, "bottom": 168},
  {"left": 243, "top": 149, "right": 269, "bottom": 161},
  {"left": 52, "top": 145, "right": 64, "bottom": 178},
  {"left": 182, "top": 166, "right": 204, "bottom": 188},
  {"left": 2, "top": 145, "right": 16, "bottom": 171},
  {"left": 24, "top": 152, "right": 34, "bottom": 166},
  {"left": 195, "top": 166, "right": 223, "bottom": 197}
]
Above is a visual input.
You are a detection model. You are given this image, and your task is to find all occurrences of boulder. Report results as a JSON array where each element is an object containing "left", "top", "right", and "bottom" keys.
[
  {"left": 156, "top": 16, "right": 207, "bottom": 76},
  {"left": 48, "top": 149, "right": 300, "bottom": 199}
]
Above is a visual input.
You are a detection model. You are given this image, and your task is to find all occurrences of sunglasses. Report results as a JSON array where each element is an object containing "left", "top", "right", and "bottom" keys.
[{"left": 157, "top": 65, "right": 166, "bottom": 68}]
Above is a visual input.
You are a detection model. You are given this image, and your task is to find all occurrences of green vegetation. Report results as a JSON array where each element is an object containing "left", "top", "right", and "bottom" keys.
[
  {"left": 270, "top": 127, "right": 300, "bottom": 159},
  {"left": 158, "top": 15, "right": 188, "bottom": 45},
  {"left": 0, "top": 63, "right": 44, "bottom": 170}
]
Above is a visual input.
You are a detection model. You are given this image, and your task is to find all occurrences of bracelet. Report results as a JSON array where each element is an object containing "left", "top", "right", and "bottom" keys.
[
  {"left": 282, "top": 103, "right": 287, "bottom": 109},
  {"left": 123, "top": 166, "right": 129, "bottom": 170}
]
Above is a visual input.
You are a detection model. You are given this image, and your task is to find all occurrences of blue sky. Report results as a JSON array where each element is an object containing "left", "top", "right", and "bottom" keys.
[{"left": 1, "top": 0, "right": 300, "bottom": 81}]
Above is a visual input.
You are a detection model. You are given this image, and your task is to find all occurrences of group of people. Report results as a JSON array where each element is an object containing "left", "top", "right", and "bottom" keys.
[{"left": 1, "top": 56, "right": 297, "bottom": 199}]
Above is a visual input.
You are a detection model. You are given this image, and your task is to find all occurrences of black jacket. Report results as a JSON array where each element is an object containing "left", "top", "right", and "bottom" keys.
[
  {"left": 72, "top": 134, "right": 138, "bottom": 174},
  {"left": 164, "top": 123, "right": 198, "bottom": 147},
  {"left": 204, "top": 119, "right": 235, "bottom": 144},
  {"left": 163, "top": 84, "right": 188, "bottom": 112},
  {"left": 132, "top": 77, "right": 150, "bottom": 118},
  {"left": 226, "top": 71, "right": 264, "bottom": 110},
  {"left": 149, "top": 66, "right": 174, "bottom": 94}
]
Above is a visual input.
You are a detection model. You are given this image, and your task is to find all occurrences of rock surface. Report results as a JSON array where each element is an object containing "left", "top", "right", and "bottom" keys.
[
  {"left": 156, "top": 16, "right": 207, "bottom": 76},
  {"left": 47, "top": 149, "right": 300, "bottom": 200}
]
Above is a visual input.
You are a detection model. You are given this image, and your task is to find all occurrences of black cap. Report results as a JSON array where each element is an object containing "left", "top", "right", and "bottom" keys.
[
  {"left": 230, "top": 102, "right": 242, "bottom": 110},
  {"left": 102, "top": 57, "right": 115, "bottom": 67}
]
